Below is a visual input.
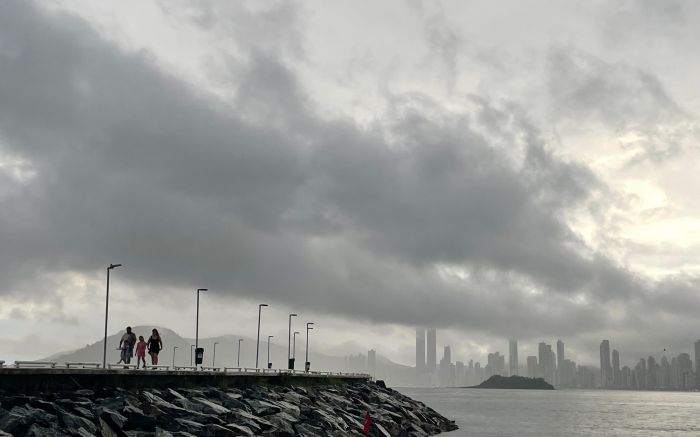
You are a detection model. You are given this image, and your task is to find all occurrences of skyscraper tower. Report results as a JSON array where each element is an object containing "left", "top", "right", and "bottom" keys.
[
  {"left": 509, "top": 340, "right": 519, "bottom": 376},
  {"left": 416, "top": 329, "right": 426, "bottom": 372},
  {"left": 695, "top": 340, "right": 700, "bottom": 388},
  {"left": 556, "top": 339, "right": 564, "bottom": 386},
  {"left": 538, "top": 342, "right": 547, "bottom": 378},
  {"left": 556, "top": 340, "right": 564, "bottom": 370},
  {"left": 427, "top": 329, "right": 437, "bottom": 372},
  {"left": 612, "top": 349, "right": 620, "bottom": 388},
  {"left": 600, "top": 340, "right": 611, "bottom": 388}
]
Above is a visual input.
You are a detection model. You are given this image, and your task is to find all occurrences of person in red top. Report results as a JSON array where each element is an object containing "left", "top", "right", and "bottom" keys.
[
  {"left": 363, "top": 411, "right": 374, "bottom": 435},
  {"left": 135, "top": 336, "right": 147, "bottom": 369}
]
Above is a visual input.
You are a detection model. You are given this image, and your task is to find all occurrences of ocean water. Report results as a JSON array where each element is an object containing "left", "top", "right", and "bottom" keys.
[{"left": 398, "top": 387, "right": 700, "bottom": 436}]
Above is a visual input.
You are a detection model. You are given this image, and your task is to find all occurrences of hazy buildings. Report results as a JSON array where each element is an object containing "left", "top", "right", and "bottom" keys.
[
  {"left": 695, "top": 340, "right": 700, "bottom": 387},
  {"left": 527, "top": 356, "right": 538, "bottom": 378},
  {"left": 509, "top": 340, "right": 519, "bottom": 376},
  {"left": 556, "top": 339, "right": 564, "bottom": 385},
  {"left": 538, "top": 342, "right": 555, "bottom": 384},
  {"left": 427, "top": 329, "right": 437, "bottom": 373},
  {"left": 439, "top": 346, "right": 455, "bottom": 387},
  {"left": 612, "top": 349, "right": 620, "bottom": 388},
  {"left": 416, "top": 329, "right": 426, "bottom": 372},
  {"left": 600, "top": 340, "right": 612, "bottom": 388},
  {"left": 486, "top": 352, "right": 506, "bottom": 378},
  {"left": 368, "top": 349, "right": 377, "bottom": 377}
]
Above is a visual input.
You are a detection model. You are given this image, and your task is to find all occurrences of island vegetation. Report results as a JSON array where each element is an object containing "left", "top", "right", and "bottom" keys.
[{"left": 467, "top": 375, "right": 555, "bottom": 390}]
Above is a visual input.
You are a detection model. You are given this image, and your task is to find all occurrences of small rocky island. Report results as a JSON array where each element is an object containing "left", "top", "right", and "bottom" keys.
[
  {"left": 0, "top": 380, "right": 458, "bottom": 436},
  {"left": 468, "top": 375, "right": 554, "bottom": 390}
]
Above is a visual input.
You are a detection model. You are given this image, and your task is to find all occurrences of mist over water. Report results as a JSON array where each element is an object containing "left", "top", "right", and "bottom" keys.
[{"left": 399, "top": 387, "right": 700, "bottom": 436}]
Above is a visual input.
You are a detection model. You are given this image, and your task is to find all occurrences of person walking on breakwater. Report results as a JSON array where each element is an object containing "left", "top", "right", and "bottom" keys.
[
  {"left": 135, "top": 335, "right": 147, "bottom": 369},
  {"left": 363, "top": 411, "right": 374, "bottom": 435},
  {"left": 119, "top": 326, "right": 137, "bottom": 364},
  {"left": 147, "top": 328, "right": 163, "bottom": 366}
]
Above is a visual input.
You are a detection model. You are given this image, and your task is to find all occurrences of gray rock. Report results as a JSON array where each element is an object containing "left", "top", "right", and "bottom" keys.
[
  {"left": 24, "top": 423, "right": 58, "bottom": 437},
  {"left": 294, "top": 422, "right": 325, "bottom": 437},
  {"left": 99, "top": 417, "right": 122, "bottom": 437},
  {"left": 244, "top": 399, "right": 279, "bottom": 416},
  {"left": 172, "top": 418, "right": 206, "bottom": 434},
  {"left": 122, "top": 405, "right": 157, "bottom": 431},
  {"left": 205, "top": 423, "right": 238, "bottom": 436},
  {"left": 230, "top": 409, "right": 273, "bottom": 431},
  {"left": 267, "top": 414, "right": 295, "bottom": 436},
  {"left": 99, "top": 407, "right": 128, "bottom": 430},
  {"left": 224, "top": 423, "right": 254, "bottom": 436},
  {"left": 192, "top": 397, "right": 230, "bottom": 415},
  {"left": 60, "top": 411, "right": 98, "bottom": 434},
  {"left": 0, "top": 406, "right": 55, "bottom": 435},
  {"left": 74, "top": 389, "right": 96, "bottom": 398}
]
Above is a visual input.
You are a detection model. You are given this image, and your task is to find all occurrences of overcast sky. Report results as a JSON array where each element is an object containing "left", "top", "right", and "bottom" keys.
[{"left": 1, "top": 0, "right": 699, "bottom": 367}]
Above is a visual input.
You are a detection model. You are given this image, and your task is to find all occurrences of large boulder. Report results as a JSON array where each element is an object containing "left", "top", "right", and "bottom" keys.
[{"left": 0, "top": 406, "right": 56, "bottom": 436}]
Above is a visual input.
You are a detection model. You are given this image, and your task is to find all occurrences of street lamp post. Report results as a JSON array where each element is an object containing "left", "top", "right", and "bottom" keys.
[
  {"left": 213, "top": 342, "right": 219, "bottom": 367},
  {"left": 190, "top": 344, "right": 195, "bottom": 366},
  {"left": 195, "top": 288, "right": 207, "bottom": 367},
  {"left": 255, "top": 304, "right": 268, "bottom": 368},
  {"left": 172, "top": 346, "right": 178, "bottom": 368},
  {"left": 293, "top": 331, "right": 300, "bottom": 364},
  {"left": 267, "top": 335, "right": 274, "bottom": 369},
  {"left": 237, "top": 339, "right": 243, "bottom": 367},
  {"left": 305, "top": 322, "right": 314, "bottom": 372},
  {"left": 287, "top": 313, "right": 297, "bottom": 369},
  {"left": 102, "top": 263, "right": 122, "bottom": 369}
]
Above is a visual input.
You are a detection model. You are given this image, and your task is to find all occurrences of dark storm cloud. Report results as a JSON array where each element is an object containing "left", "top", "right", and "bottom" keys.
[{"left": 0, "top": 0, "right": 693, "bottom": 338}]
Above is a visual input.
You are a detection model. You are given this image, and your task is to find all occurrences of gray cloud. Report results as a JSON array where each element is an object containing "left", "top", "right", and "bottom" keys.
[
  {"left": 547, "top": 47, "right": 699, "bottom": 163},
  {"left": 0, "top": 0, "right": 697, "bottom": 345}
]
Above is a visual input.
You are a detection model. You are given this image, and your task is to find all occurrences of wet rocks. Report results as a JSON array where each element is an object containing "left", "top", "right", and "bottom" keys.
[{"left": 0, "top": 381, "right": 457, "bottom": 436}]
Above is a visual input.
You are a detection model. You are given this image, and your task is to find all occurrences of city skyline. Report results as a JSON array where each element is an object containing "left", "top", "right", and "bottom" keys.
[{"left": 412, "top": 328, "right": 700, "bottom": 390}]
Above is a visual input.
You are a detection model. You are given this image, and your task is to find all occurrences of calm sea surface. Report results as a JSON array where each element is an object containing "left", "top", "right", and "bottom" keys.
[{"left": 398, "top": 387, "right": 700, "bottom": 436}]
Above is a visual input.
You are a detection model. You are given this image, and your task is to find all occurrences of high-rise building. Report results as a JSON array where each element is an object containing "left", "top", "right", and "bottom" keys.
[
  {"left": 694, "top": 340, "right": 700, "bottom": 388},
  {"left": 439, "top": 346, "right": 452, "bottom": 387},
  {"left": 678, "top": 353, "right": 693, "bottom": 390},
  {"left": 456, "top": 361, "right": 465, "bottom": 385},
  {"left": 538, "top": 342, "right": 547, "bottom": 378},
  {"left": 556, "top": 340, "right": 564, "bottom": 370},
  {"left": 427, "top": 329, "right": 437, "bottom": 372},
  {"left": 600, "top": 340, "right": 611, "bottom": 388},
  {"left": 612, "top": 349, "right": 620, "bottom": 388},
  {"left": 416, "top": 329, "right": 426, "bottom": 372},
  {"left": 527, "top": 356, "right": 538, "bottom": 378},
  {"left": 556, "top": 340, "right": 564, "bottom": 386},
  {"left": 538, "top": 342, "right": 555, "bottom": 384},
  {"left": 509, "top": 340, "right": 519, "bottom": 376},
  {"left": 367, "top": 349, "right": 377, "bottom": 377}
]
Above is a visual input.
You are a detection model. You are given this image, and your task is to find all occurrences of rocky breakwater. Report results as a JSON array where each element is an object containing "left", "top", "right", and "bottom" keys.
[{"left": 0, "top": 380, "right": 457, "bottom": 436}]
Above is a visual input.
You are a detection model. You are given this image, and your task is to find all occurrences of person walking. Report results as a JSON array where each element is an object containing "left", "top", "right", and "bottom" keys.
[
  {"left": 135, "top": 336, "right": 147, "bottom": 369},
  {"left": 119, "top": 326, "right": 137, "bottom": 364},
  {"left": 147, "top": 328, "right": 163, "bottom": 366}
]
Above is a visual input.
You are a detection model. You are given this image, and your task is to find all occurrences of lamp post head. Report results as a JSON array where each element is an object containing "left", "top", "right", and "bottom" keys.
[
  {"left": 259, "top": 303, "right": 268, "bottom": 307},
  {"left": 108, "top": 264, "right": 122, "bottom": 270},
  {"left": 214, "top": 342, "right": 219, "bottom": 346},
  {"left": 238, "top": 338, "right": 243, "bottom": 343},
  {"left": 174, "top": 346, "right": 178, "bottom": 350},
  {"left": 294, "top": 331, "right": 300, "bottom": 335},
  {"left": 290, "top": 313, "right": 297, "bottom": 317},
  {"left": 268, "top": 335, "right": 274, "bottom": 339},
  {"left": 307, "top": 322, "right": 314, "bottom": 328},
  {"left": 197, "top": 288, "right": 208, "bottom": 292}
]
